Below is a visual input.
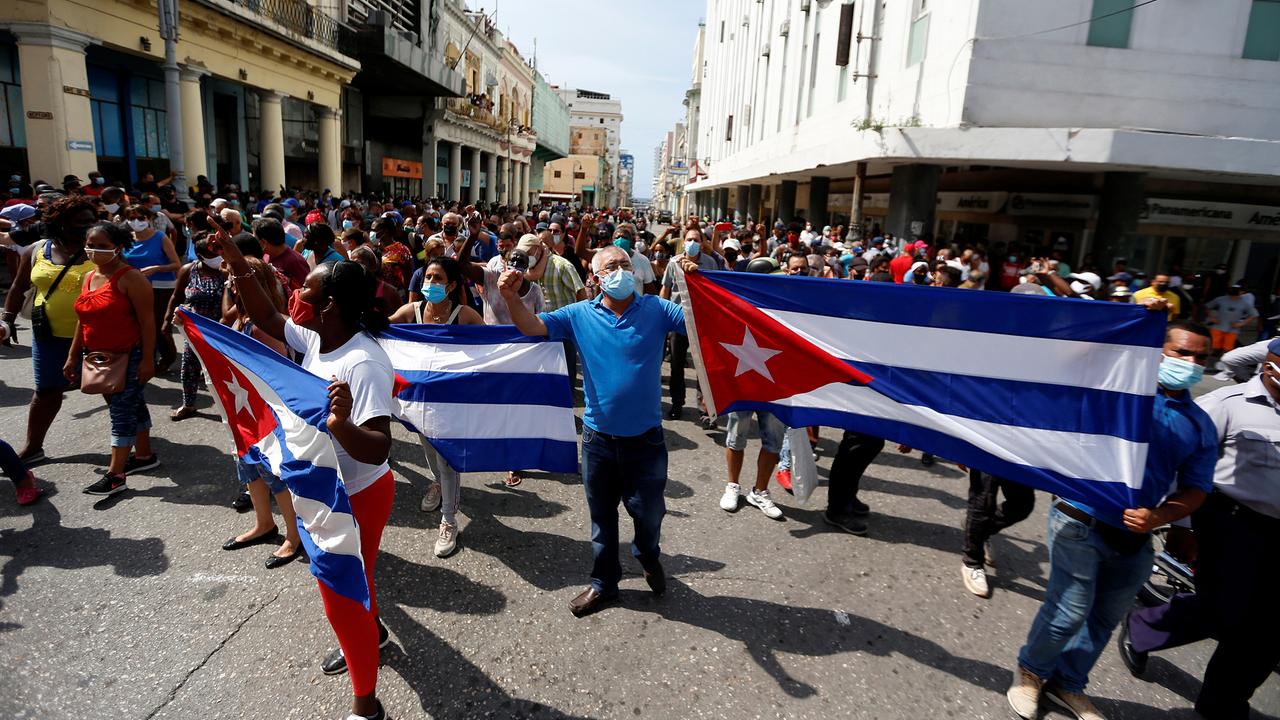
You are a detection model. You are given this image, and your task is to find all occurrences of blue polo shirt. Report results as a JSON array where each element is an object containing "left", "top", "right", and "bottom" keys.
[
  {"left": 1067, "top": 389, "right": 1218, "bottom": 529},
  {"left": 540, "top": 294, "right": 685, "bottom": 437}
]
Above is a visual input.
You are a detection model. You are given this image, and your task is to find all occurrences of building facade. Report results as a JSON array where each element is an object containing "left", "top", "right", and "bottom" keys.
[
  {"left": 617, "top": 151, "right": 634, "bottom": 206},
  {"left": 555, "top": 86, "right": 623, "bottom": 208},
  {"left": 529, "top": 71, "right": 569, "bottom": 202},
  {"left": 687, "top": 0, "right": 1280, "bottom": 291}
]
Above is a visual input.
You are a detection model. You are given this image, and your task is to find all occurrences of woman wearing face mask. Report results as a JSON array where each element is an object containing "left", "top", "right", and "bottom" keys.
[
  {"left": 163, "top": 233, "right": 226, "bottom": 420},
  {"left": 1, "top": 197, "right": 97, "bottom": 468},
  {"left": 389, "top": 257, "right": 482, "bottom": 557},
  {"left": 122, "top": 204, "right": 181, "bottom": 374},
  {"left": 66, "top": 222, "right": 158, "bottom": 495},
  {"left": 301, "top": 222, "right": 345, "bottom": 268},
  {"left": 215, "top": 227, "right": 397, "bottom": 720}
]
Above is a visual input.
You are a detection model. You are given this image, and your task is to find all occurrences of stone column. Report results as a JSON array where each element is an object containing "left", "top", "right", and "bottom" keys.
[
  {"left": 518, "top": 161, "right": 529, "bottom": 208},
  {"left": 257, "top": 90, "right": 287, "bottom": 193},
  {"left": 178, "top": 66, "right": 209, "bottom": 186},
  {"left": 11, "top": 23, "right": 96, "bottom": 182},
  {"left": 485, "top": 152, "right": 498, "bottom": 203},
  {"left": 808, "top": 176, "right": 830, "bottom": 227},
  {"left": 747, "top": 184, "right": 763, "bottom": 223},
  {"left": 448, "top": 142, "right": 462, "bottom": 203},
  {"left": 1093, "top": 172, "right": 1146, "bottom": 268},
  {"left": 778, "top": 180, "right": 798, "bottom": 224},
  {"left": 497, "top": 156, "right": 509, "bottom": 205},
  {"left": 316, "top": 106, "right": 341, "bottom": 196},
  {"left": 734, "top": 184, "right": 749, "bottom": 223},
  {"left": 421, "top": 118, "right": 438, "bottom": 198},
  {"left": 468, "top": 147, "right": 481, "bottom": 204},
  {"left": 886, "top": 164, "right": 941, "bottom": 242}
]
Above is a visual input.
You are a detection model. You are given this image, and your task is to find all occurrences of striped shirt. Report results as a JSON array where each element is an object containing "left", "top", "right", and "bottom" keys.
[{"left": 539, "top": 253, "right": 585, "bottom": 311}]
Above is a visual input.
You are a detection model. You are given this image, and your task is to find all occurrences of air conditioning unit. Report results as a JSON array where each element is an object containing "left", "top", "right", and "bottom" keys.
[
  {"left": 761, "top": 41, "right": 770, "bottom": 56},
  {"left": 779, "top": 19, "right": 790, "bottom": 36}
]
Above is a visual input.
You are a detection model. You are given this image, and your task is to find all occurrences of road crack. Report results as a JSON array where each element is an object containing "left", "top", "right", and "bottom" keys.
[{"left": 142, "top": 591, "right": 281, "bottom": 720}]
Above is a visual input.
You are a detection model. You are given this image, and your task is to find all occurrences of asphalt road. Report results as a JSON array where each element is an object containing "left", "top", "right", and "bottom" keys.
[{"left": 1, "top": 330, "right": 1277, "bottom": 719}]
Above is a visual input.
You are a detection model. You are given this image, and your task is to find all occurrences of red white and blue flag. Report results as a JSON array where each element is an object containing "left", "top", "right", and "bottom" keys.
[
  {"left": 175, "top": 309, "right": 370, "bottom": 608},
  {"left": 680, "top": 270, "right": 1167, "bottom": 517}
]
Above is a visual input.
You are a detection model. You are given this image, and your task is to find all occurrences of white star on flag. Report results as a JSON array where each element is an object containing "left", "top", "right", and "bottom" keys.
[
  {"left": 224, "top": 373, "right": 252, "bottom": 418},
  {"left": 720, "top": 327, "right": 782, "bottom": 382}
]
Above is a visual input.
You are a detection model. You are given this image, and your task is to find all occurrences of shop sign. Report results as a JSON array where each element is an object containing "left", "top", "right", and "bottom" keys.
[
  {"left": 937, "top": 192, "right": 1007, "bottom": 213},
  {"left": 1140, "top": 198, "right": 1280, "bottom": 230},
  {"left": 1006, "top": 193, "right": 1096, "bottom": 219},
  {"left": 381, "top": 157, "right": 422, "bottom": 179}
]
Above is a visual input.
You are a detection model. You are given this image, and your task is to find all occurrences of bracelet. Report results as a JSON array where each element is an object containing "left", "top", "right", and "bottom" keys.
[{"left": 230, "top": 269, "right": 255, "bottom": 280}]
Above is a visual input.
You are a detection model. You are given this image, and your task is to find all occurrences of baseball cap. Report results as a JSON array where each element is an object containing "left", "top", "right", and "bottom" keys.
[
  {"left": 722, "top": 238, "right": 742, "bottom": 252},
  {"left": 0, "top": 204, "right": 37, "bottom": 222},
  {"left": 1268, "top": 337, "right": 1280, "bottom": 355},
  {"left": 515, "top": 233, "right": 541, "bottom": 253},
  {"left": 282, "top": 198, "right": 302, "bottom": 209},
  {"left": 1068, "top": 271, "right": 1103, "bottom": 293},
  {"left": 535, "top": 222, "right": 550, "bottom": 231},
  {"left": 774, "top": 221, "right": 786, "bottom": 230}
]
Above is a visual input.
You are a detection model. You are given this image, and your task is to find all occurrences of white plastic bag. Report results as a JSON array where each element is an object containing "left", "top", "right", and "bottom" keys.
[{"left": 787, "top": 426, "right": 818, "bottom": 505}]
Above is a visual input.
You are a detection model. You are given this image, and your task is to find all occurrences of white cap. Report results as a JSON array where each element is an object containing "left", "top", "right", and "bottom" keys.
[
  {"left": 1068, "top": 271, "right": 1103, "bottom": 291},
  {"left": 209, "top": 198, "right": 229, "bottom": 210},
  {"left": 722, "top": 238, "right": 742, "bottom": 252}
]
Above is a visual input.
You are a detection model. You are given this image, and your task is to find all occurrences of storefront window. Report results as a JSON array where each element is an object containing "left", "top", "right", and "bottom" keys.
[
  {"left": 0, "top": 45, "right": 25, "bottom": 148},
  {"left": 129, "top": 76, "right": 168, "bottom": 160},
  {"left": 1162, "top": 236, "right": 1236, "bottom": 273}
]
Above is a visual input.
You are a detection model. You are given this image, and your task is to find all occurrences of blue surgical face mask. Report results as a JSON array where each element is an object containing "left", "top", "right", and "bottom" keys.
[
  {"left": 342, "top": 219, "right": 354, "bottom": 230},
  {"left": 1158, "top": 355, "right": 1204, "bottom": 391},
  {"left": 686, "top": 241, "right": 701, "bottom": 257},
  {"left": 94, "top": 177, "right": 105, "bottom": 185},
  {"left": 424, "top": 282, "right": 448, "bottom": 304},
  {"left": 369, "top": 231, "right": 378, "bottom": 243},
  {"left": 612, "top": 237, "right": 632, "bottom": 254},
  {"left": 599, "top": 268, "right": 636, "bottom": 300},
  {"left": 150, "top": 204, "right": 163, "bottom": 213}
]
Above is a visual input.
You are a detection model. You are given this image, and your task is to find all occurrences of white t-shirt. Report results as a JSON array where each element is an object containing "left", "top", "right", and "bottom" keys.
[
  {"left": 631, "top": 250, "right": 656, "bottom": 295},
  {"left": 284, "top": 320, "right": 395, "bottom": 495},
  {"left": 480, "top": 266, "right": 543, "bottom": 325}
]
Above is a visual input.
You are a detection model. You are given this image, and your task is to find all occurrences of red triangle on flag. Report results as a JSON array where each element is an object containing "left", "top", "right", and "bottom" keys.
[
  {"left": 181, "top": 315, "right": 280, "bottom": 457},
  {"left": 392, "top": 372, "right": 412, "bottom": 399},
  {"left": 683, "top": 271, "right": 871, "bottom": 413}
]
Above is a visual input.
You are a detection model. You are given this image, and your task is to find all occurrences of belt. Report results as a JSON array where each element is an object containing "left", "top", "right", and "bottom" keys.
[
  {"left": 1054, "top": 500, "right": 1097, "bottom": 527},
  {"left": 587, "top": 426, "right": 659, "bottom": 441}
]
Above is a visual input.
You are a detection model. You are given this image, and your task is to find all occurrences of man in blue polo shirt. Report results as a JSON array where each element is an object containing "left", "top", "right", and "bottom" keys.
[
  {"left": 498, "top": 244, "right": 686, "bottom": 617},
  {"left": 1007, "top": 320, "right": 1218, "bottom": 720}
]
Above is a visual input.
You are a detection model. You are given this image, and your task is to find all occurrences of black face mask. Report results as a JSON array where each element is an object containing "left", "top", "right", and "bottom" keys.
[
  {"left": 1153, "top": 283, "right": 1168, "bottom": 292},
  {"left": 442, "top": 225, "right": 459, "bottom": 236}
]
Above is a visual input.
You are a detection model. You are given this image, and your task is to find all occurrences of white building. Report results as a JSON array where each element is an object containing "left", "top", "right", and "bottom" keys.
[
  {"left": 556, "top": 87, "right": 624, "bottom": 207},
  {"left": 687, "top": 0, "right": 1280, "bottom": 287}
]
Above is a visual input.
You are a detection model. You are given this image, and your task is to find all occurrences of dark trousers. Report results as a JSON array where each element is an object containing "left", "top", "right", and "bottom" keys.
[
  {"left": 0, "top": 438, "right": 25, "bottom": 483},
  {"left": 581, "top": 425, "right": 668, "bottom": 595},
  {"left": 562, "top": 339, "right": 578, "bottom": 389},
  {"left": 668, "top": 332, "right": 694, "bottom": 410},
  {"left": 1128, "top": 492, "right": 1280, "bottom": 720},
  {"left": 827, "top": 431, "right": 884, "bottom": 514},
  {"left": 152, "top": 288, "right": 177, "bottom": 367},
  {"left": 962, "top": 469, "right": 1034, "bottom": 567}
]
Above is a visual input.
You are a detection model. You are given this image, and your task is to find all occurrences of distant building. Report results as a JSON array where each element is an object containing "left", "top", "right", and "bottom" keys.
[{"left": 555, "top": 87, "right": 624, "bottom": 207}]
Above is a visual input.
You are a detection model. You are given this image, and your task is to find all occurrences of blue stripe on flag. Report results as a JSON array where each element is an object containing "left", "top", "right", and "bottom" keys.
[
  {"left": 395, "top": 370, "right": 572, "bottom": 408},
  {"left": 428, "top": 437, "right": 580, "bottom": 473},
  {"left": 380, "top": 323, "right": 553, "bottom": 346},
  {"left": 703, "top": 270, "right": 1167, "bottom": 347},
  {"left": 851, "top": 362, "right": 1154, "bottom": 442}
]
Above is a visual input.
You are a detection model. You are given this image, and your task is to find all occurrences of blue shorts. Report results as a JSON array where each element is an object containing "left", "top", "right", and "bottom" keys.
[
  {"left": 725, "top": 410, "right": 785, "bottom": 454},
  {"left": 32, "top": 335, "right": 74, "bottom": 392},
  {"left": 237, "top": 457, "right": 286, "bottom": 494}
]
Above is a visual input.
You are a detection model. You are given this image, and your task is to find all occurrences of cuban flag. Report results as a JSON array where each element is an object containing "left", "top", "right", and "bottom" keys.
[
  {"left": 378, "top": 324, "right": 578, "bottom": 473},
  {"left": 174, "top": 309, "right": 370, "bottom": 609},
  {"left": 680, "top": 270, "right": 1167, "bottom": 518}
]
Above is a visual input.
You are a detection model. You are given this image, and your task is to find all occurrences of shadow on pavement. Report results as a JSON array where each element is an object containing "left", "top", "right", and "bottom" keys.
[{"left": 859, "top": 471, "right": 970, "bottom": 511}]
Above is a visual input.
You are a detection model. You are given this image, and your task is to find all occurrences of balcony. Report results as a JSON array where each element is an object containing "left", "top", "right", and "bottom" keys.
[{"left": 199, "top": 0, "right": 360, "bottom": 64}]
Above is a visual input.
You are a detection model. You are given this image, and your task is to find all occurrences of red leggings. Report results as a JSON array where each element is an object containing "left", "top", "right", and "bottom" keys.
[{"left": 317, "top": 471, "right": 395, "bottom": 697}]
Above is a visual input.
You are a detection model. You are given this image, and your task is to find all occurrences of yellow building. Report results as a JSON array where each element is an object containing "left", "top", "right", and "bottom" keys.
[
  {"left": 2, "top": 0, "right": 359, "bottom": 192},
  {"left": 542, "top": 153, "right": 604, "bottom": 207}
]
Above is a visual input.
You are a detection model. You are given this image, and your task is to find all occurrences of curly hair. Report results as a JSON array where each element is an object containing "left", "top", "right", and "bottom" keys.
[{"left": 42, "top": 196, "right": 97, "bottom": 234}]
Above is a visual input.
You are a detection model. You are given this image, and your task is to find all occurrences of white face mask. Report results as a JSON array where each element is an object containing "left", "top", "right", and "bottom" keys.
[
  {"left": 127, "top": 219, "right": 150, "bottom": 232},
  {"left": 201, "top": 256, "right": 224, "bottom": 270},
  {"left": 103, "top": 203, "right": 120, "bottom": 214}
]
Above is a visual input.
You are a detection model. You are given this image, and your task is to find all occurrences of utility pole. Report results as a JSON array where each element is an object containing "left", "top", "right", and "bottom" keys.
[{"left": 157, "top": 0, "right": 189, "bottom": 203}]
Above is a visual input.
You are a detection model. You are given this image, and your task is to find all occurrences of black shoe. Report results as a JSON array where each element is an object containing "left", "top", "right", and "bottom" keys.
[
  {"left": 699, "top": 414, "right": 715, "bottom": 430},
  {"left": 350, "top": 700, "right": 386, "bottom": 720},
  {"left": 644, "top": 562, "right": 666, "bottom": 597},
  {"left": 823, "top": 510, "right": 868, "bottom": 536},
  {"left": 1117, "top": 611, "right": 1148, "bottom": 678},
  {"left": 921, "top": 453, "right": 936, "bottom": 467},
  {"left": 265, "top": 545, "right": 303, "bottom": 569},
  {"left": 123, "top": 453, "right": 161, "bottom": 474},
  {"left": 665, "top": 406, "right": 682, "bottom": 421},
  {"left": 84, "top": 472, "right": 127, "bottom": 496},
  {"left": 221, "top": 526, "right": 280, "bottom": 551},
  {"left": 568, "top": 587, "right": 617, "bottom": 618},
  {"left": 848, "top": 498, "right": 871, "bottom": 516},
  {"left": 18, "top": 448, "right": 47, "bottom": 466},
  {"left": 321, "top": 618, "right": 390, "bottom": 675},
  {"left": 231, "top": 490, "right": 252, "bottom": 512}
]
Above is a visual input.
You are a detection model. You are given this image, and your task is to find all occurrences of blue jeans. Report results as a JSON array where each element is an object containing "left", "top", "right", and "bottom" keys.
[
  {"left": 778, "top": 429, "right": 792, "bottom": 470},
  {"left": 581, "top": 425, "right": 668, "bottom": 595},
  {"left": 0, "top": 438, "right": 26, "bottom": 483},
  {"left": 1017, "top": 505, "right": 1154, "bottom": 692},
  {"left": 236, "top": 456, "right": 285, "bottom": 494},
  {"left": 105, "top": 347, "right": 152, "bottom": 448}
]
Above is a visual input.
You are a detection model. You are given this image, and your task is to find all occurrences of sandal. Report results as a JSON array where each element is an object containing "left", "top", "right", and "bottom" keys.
[
  {"left": 169, "top": 406, "right": 198, "bottom": 421},
  {"left": 504, "top": 471, "right": 522, "bottom": 488}
]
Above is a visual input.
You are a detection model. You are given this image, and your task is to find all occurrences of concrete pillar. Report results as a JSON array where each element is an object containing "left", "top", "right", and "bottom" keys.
[
  {"left": 808, "top": 176, "right": 830, "bottom": 228},
  {"left": 734, "top": 184, "right": 750, "bottom": 223},
  {"left": 778, "top": 181, "right": 798, "bottom": 224},
  {"left": 467, "top": 148, "right": 481, "bottom": 204},
  {"left": 178, "top": 66, "right": 209, "bottom": 186},
  {"left": 448, "top": 142, "right": 462, "bottom": 203},
  {"left": 421, "top": 128, "right": 438, "bottom": 198},
  {"left": 714, "top": 187, "right": 729, "bottom": 220},
  {"left": 1093, "top": 172, "right": 1146, "bottom": 268},
  {"left": 518, "top": 161, "right": 529, "bottom": 208},
  {"left": 257, "top": 90, "right": 287, "bottom": 193},
  {"left": 485, "top": 152, "right": 498, "bottom": 203},
  {"left": 11, "top": 23, "right": 96, "bottom": 183},
  {"left": 886, "top": 164, "right": 940, "bottom": 242},
  {"left": 848, "top": 162, "right": 867, "bottom": 241},
  {"left": 747, "top": 184, "right": 763, "bottom": 223},
  {"left": 316, "top": 106, "right": 341, "bottom": 196},
  {"left": 497, "top": 156, "right": 509, "bottom": 205}
]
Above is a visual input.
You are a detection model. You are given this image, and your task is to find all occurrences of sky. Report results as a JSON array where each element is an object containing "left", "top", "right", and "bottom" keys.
[{"left": 467, "top": 0, "right": 706, "bottom": 200}]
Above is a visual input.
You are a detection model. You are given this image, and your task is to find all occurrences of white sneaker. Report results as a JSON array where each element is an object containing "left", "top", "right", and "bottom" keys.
[
  {"left": 746, "top": 488, "right": 784, "bottom": 519},
  {"left": 1007, "top": 665, "right": 1044, "bottom": 720},
  {"left": 420, "top": 482, "right": 442, "bottom": 513},
  {"left": 719, "top": 483, "right": 740, "bottom": 511},
  {"left": 962, "top": 565, "right": 991, "bottom": 598},
  {"left": 434, "top": 521, "right": 458, "bottom": 557},
  {"left": 1045, "top": 686, "right": 1107, "bottom": 720}
]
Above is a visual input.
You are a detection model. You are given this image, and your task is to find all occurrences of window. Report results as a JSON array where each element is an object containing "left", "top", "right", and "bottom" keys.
[
  {"left": 0, "top": 45, "right": 26, "bottom": 148},
  {"left": 1086, "top": 0, "right": 1135, "bottom": 49},
  {"left": 907, "top": 1, "right": 930, "bottom": 66},
  {"left": 1243, "top": 0, "right": 1280, "bottom": 60},
  {"left": 725, "top": 114, "right": 734, "bottom": 141},
  {"left": 129, "top": 76, "right": 168, "bottom": 159},
  {"left": 554, "top": 170, "right": 562, "bottom": 178},
  {"left": 720, "top": 20, "right": 725, "bottom": 42},
  {"left": 88, "top": 67, "right": 124, "bottom": 157},
  {"left": 574, "top": 171, "right": 586, "bottom": 179},
  {"left": 807, "top": 9, "right": 821, "bottom": 116}
]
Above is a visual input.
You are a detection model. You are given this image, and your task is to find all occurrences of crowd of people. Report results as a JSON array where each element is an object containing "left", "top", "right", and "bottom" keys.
[{"left": 0, "top": 170, "right": 1276, "bottom": 720}]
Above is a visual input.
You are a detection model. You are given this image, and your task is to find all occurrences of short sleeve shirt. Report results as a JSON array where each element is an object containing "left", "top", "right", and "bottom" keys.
[
  {"left": 1205, "top": 296, "right": 1258, "bottom": 332},
  {"left": 1196, "top": 375, "right": 1280, "bottom": 519},
  {"left": 481, "top": 266, "right": 543, "bottom": 325},
  {"left": 540, "top": 253, "right": 586, "bottom": 311},
  {"left": 631, "top": 251, "right": 656, "bottom": 295},
  {"left": 661, "top": 252, "right": 719, "bottom": 306},
  {"left": 283, "top": 320, "right": 395, "bottom": 495}
]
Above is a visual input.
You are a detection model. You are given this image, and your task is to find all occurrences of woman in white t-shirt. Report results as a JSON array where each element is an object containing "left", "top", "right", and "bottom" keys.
[{"left": 214, "top": 222, "right": 395, "bottom": 720}]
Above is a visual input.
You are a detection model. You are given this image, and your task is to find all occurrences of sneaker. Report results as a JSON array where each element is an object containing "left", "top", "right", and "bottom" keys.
[
  {"left": 719, "top": 483, "right": 741, "bottom": 511},
  {"left": 84, "top": 472, "right": 127, "bottom": 496},
  {"left": 984, "top": 541, "right": 997, "bottom": 567},
  {"left": 434, "top": 521, "right": 458, "bottom": 557},
  {"left": 746, "top": 488, "right": 784, "bottom": 519},
  {"left": 665, "top": 406, "right": 682, "bottom": 420},
  {"left": 823, "top": 510, "right": 868, "bottom": 536},
  {"left": 1044, "top": 685, "right": 1107, "bottom": 720},
  {"left": 962, "top": 564, "right": 991, "bottom": 598},
  {"left": 848, "top": 497, "right": 871, "bottom": 516},
  {"left": 321, "top": 618, "right": 390, "bottom": 675},
  {"left": 344, "top": 699, "right": 386, "bottom": 720},
  {"left": 18, "top": 448, "right": 46, "bottom": 466},
  {"left": 420, "top": 482, "right": 442, "bottom": 513},
  {"left": 1006, "top": 666, "right": 1044, "bottom": 720},
  {"left": 123, "top": 453, "right": 161, "bottom": 474},
  {"left": 774, "top": 469, "right": 793, "bottom": 493},
  {"left": 921, "top": 452, "right": 936, "bottom": 467}
]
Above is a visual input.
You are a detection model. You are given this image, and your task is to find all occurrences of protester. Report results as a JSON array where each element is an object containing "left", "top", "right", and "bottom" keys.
[
  {"left": 961, "top": 470, "right": 1034, "bottom": 598},
  {"left": 67, "top": 222, "right": 158, "bottom": 495},
  {"left": 163, "top": 234, "right": 225, "bottom": 420},
  {"left": 1204, "top": 284, "right": 1257, "bottom": 359},
  {"left": 660, "top": 228, "right": 717, "bottom": 425},
  {"left": 301, "top": 221, "right": 344, "bottom": 268},
  {"left": 1132, "top": 273, "right": 1179, "bottom": 319},
  {"left": 256, "top": 217, "right": 310, "bottom": 291},
  {"left": 719, "top": 408, "right": 786, "bottom": 520},
  {"left": 215, "top": 228, "right": 396, "bottom": 720},
  {"left": 1007, "top": 320, "right": 1217, "bottom": 720},
  {"left": 121, "top": 203, "right": 181, "bottom": 374},
  {"left": 500, "top": 245, "right": 685, "bottom": 617}
]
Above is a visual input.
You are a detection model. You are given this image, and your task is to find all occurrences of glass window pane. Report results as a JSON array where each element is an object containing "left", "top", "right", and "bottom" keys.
[
  {"left": 0, "top": 91, "right": 10, "bottom": 147},
  {"left": 101, "top": 103, "right": 124, "bottom": 156},
  {"left": 132, "top": 108, "right": 147, "bottom": 156},
  {"left": 907, "top": 16, "right": 929, "bottom": 66},
  {"left": 131, "top": 76, "right": 148, "bottom": 107},
  {"left": 157, "top": 110, "right": 168, "bottom": 158},
  {"left": 0, "top": 45, "right": 15, "bottom": 85},
  {"left": 1087, "top": 0, "right": 1134, "bottom": 49},
  {"left": 1243, "top": 0, "right": 1280, "bottom": 61},
  {"left": 6, "top": 85, "right": 24, "bottom": 147},
  {"left": 88, "top": 66, "right": 119, "bottom": 102}
]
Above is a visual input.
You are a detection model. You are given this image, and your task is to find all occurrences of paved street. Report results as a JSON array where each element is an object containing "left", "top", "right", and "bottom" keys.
[{"left": 1, "top": 339, "right": 1277, "bottom": 720}]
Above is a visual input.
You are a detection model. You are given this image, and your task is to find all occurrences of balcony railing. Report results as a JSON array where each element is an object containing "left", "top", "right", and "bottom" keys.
[{"left": 223, "top": 0, "right": 359, "bottom": 56}]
